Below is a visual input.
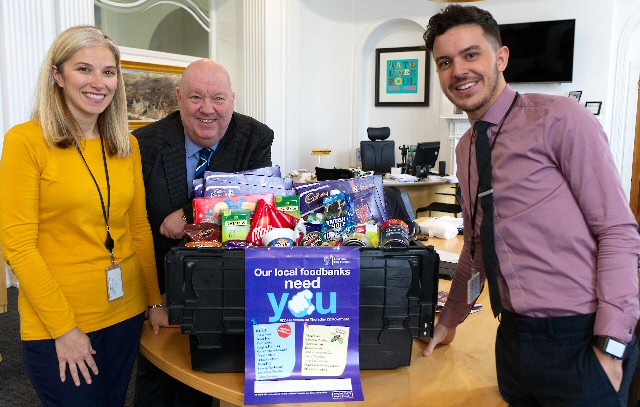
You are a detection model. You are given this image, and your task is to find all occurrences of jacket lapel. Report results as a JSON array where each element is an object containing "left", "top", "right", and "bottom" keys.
[{"left": 160, "top": 113, "right": 189, "bottom": 208}]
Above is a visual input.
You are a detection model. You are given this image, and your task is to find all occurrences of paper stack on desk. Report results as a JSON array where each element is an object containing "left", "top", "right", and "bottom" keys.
[{"left": 386, "top": 173, "right": 419, "bottom": 182}]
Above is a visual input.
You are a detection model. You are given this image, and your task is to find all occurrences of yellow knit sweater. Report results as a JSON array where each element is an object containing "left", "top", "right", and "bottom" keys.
[{"left": 0, "top": 120, "right": 162, "bottom": 340}]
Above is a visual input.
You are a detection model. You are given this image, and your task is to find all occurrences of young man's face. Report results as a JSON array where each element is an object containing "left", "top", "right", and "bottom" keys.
[{"left": 432, "top": 24, "right": 508, "bottom": 120}]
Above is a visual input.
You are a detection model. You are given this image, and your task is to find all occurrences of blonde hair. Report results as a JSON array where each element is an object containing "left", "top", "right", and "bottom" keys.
[{"left": 32, "top": 25, "right": 130, "bottom": 157}]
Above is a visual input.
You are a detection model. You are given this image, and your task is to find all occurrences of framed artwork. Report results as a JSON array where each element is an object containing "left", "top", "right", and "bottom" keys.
[
  {"left": 375, "top": 46, "right": 429, "bottom": 107},
  {"left": 585, "top": 101, "right": 602, "bottom": 115},
  {"left": 121, "top": 60, "right": 185, "bottom": 130},
  {"left": 568, "top": 91, "right": 582, "bottom": 102}
]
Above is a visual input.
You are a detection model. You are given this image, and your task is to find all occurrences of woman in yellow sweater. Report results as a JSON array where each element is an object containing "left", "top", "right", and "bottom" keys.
[{"left": 0, "top": 26, "right": 168, "bottom": 406}]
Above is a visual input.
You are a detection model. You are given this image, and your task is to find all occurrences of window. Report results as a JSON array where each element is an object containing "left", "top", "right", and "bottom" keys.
[{"left": 94, "top": 0, "right": 210, "bottom": 58}]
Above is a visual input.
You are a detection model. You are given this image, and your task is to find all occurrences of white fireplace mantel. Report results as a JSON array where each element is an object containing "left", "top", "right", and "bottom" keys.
[{"left": 442, "top": 115, "right": 470, "bottom": 176}]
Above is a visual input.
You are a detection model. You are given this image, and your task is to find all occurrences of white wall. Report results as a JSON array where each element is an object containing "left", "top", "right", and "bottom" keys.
[
  {"left": 0, "top": 0, "right": 93, "bottom": 158},
  {"left": 216, "top": 0, "right": 245, "bottom": 113},
  {"left": 296, "top": 0, "right": 640, "bottom": 178},
  {"left": 1, "top": 0, "right": 639, "bottom": 188}
]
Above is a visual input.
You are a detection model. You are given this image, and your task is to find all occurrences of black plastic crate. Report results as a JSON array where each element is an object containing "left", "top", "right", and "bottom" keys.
[{"left": 166, "top": 244, "right": 439, "bottom": 372}]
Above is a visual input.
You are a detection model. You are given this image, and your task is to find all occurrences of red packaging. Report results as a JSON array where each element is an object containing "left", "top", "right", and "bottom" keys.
[
  {"left": 183, "top": 223, "right": 223, "bottom": 247},
  {"left": 247, "top": 199, "right": 299, "bottom": 246},
  {"left": 192, "top": 194, "right": 275, "bottom": 224}
]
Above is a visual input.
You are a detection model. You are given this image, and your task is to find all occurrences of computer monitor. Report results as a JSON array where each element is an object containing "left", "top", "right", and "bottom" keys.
[
  {"left": 360, "top": 140, "right": 395, "bottom": 174},
  {"left": 413, "top": 141, "right": 440, "bottom": 175}
]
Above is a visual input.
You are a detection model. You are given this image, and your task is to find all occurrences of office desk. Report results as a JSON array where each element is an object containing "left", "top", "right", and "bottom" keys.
[
  {"left": 384, "top": 178, "right": 457, "bottom": 213},
  {"left": 140, "top": 235, "right": 506, "bottom": 407}
]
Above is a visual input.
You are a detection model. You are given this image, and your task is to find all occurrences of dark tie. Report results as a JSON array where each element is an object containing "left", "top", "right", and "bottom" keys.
[
  {"left": 194, "top": 147, "right": 213, "bottom": 180},
  {"left": 474, "top": 120, "right": 503, "bottom": 317}
]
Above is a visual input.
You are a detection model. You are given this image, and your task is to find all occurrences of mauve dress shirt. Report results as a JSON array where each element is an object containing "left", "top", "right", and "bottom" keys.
[{"left": 439, "top": 86, "right": 640, "bottom": 342}]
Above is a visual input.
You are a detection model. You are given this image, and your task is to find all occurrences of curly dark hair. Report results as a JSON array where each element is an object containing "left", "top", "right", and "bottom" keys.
[{"left": 423, "top": 5, "right": 501, "bottom": 52}]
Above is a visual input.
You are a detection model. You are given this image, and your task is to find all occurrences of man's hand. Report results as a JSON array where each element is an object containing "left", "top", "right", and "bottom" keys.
[
  {"left": 593, "top": 346, "right": 624, "bottom": 391},
  {"left": 159, "top": 208, "right": 187, "bottom": 240},
  {"left": 54, "top": 327, "right": 99, "bottom": 386},
  {"left": 421, "top": 323, "right": 456, "bottom": 356}
]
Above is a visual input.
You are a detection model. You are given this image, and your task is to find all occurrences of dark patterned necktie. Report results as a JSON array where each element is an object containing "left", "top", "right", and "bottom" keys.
[
  {"left": 474, "top": 120, "right": 503, "bottom": 317},
  {"left": 194, "top": 147, "right": 213, "bottom": 180}
]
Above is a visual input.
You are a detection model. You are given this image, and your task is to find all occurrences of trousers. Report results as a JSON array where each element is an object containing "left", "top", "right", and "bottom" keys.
[
  {"left": 23, "top": 313, "right": 144, "bottom": 407},
  {"left": 496, "top": 310, "right": 638, "bottom": 407}
]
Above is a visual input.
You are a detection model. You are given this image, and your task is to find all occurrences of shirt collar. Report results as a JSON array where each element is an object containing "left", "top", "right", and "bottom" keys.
[
  {"left": 184, "top": 132, "right": 202, "bottom": 159},
  {"left": 470, "top": 85, "right": 517, "bottom": 129}
]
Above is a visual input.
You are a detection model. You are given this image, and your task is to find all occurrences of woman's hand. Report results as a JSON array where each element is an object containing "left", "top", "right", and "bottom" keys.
[
  {"left": 54, "top": 327, "right": 98, "bottom": 386},
  {"left": 147, "top": 306, "right": 170, "bottom": 334}
]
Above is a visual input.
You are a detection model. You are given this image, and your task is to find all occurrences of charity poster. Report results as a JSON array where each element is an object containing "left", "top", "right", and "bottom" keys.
[
  {"left": 244, "top": 246, "right": 364, "bottom": 405},
  {"left": 386, "top": 58, "right": 419, "bottom": 94}
]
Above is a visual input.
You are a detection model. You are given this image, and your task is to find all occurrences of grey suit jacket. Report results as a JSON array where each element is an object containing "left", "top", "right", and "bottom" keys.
[{"left": 133, "top": 110, "right": 274, "bottom": 292}]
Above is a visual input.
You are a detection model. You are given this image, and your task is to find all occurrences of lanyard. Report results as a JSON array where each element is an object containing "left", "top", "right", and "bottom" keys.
[
  {"left": 468, "top": 92, "right": 519, "bottom": 261},
  {"left": 76, "top": 136, "right": 115, "bottom": 264}
]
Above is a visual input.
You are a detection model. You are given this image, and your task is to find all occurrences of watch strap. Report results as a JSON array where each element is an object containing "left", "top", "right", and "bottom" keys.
[{"left": 592, "top": 335, "right": 628, "bottom": 360}]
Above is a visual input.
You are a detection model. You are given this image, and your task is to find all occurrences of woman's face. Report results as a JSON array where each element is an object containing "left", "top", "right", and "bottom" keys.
[{"left": 52, "top": 44, "right": 118, "bottom": 126}]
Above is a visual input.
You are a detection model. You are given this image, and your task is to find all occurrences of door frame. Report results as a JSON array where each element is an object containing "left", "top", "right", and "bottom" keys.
[{"left": 630, "top": 79, "right": 640, "bottom": 224}]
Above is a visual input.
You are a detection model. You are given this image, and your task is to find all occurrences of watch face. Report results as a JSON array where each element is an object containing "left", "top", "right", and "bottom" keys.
[{"left": 605, "top": 339, "right": 626, "bottom": 358}]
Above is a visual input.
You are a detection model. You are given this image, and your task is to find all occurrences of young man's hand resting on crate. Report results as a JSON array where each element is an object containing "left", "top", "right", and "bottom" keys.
[{"left": 420, "top": 323, "right": 456, "bottom": 356}]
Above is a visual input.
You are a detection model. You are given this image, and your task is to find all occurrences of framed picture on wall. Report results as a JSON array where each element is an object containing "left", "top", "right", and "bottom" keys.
[
  {"left": 585, "top": 101, "right": 602, "bottom": 115},
  {"left": 375, "top": 46, "right": 430, "bottom": 107},
  {"left": 568, "top": 91, "right": 582, "bottom": 102},
  {"left": 121, "top": 60, "right": 186, "bottom": 130}
]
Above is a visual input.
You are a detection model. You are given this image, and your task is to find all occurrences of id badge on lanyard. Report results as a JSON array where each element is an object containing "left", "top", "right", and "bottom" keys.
[
  {"left": 77, "top": 138, "right": 124, "bottom": 302},
  {"left": 467, "top": 268, "right": 481, "bottom": 304},
  {"left": 106, "top": 262, "right": 124, "bottom": 301}
]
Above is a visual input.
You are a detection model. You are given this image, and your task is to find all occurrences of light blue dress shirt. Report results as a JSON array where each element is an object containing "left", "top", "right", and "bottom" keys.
[{"left": 185, "top": 133, "right": 218, "bottom": 196}]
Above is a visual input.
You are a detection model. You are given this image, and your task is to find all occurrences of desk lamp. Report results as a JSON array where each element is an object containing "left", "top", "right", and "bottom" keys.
[{"left": 311, "top": 148, "right": 332, "bottom": 167}]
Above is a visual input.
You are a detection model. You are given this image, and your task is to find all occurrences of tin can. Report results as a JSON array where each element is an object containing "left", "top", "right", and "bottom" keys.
[
  {"left": 343, "top": 232, "right": 372, "bottom": 247},
  {"left": 380, "top": 218, "right": 410, "bottom": 248},
  {"left": 300, "top": 231, "right": 327, "bottom": 246}
]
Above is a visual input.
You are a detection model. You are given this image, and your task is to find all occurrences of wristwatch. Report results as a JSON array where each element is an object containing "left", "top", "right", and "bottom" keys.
[{"left": 592, "top": 335, "right": 628, "bottom": 360}]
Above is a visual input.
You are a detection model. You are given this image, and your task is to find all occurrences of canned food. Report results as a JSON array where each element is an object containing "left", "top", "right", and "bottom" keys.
[
  {"left": 343, "top": 232, "right": 372, "bottom": 247},
  {"left": 300, "top": 231, "right": 327, "bottom": 246},
  {"left": 380, "top": 218, "right": 410, "bottom": 248}
]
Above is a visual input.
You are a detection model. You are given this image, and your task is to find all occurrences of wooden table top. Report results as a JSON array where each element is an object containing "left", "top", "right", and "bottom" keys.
[
  {"left": 383, "top": 177, "right": 453, "bottom": 187},
  {"left": 140, "top": 232, "right": 506, "bottom": 407}
]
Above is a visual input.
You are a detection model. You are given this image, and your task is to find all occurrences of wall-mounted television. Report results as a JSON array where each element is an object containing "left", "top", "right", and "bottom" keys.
[{"left": 499, "top": 19, "right": 575, "bottom": 83}]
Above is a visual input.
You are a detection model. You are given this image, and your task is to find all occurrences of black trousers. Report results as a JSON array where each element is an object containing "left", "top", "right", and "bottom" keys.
[
  {"left": 133, "top": 352, "right": 217, "bottom": 407},
  {"left": 496, "top": 310, "right": 638, "bottom": 407},
  {"left": 23, "top": 313, "right": 144, "bottom": 407}
]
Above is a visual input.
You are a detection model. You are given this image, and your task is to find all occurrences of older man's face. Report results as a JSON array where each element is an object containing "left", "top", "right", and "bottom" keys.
[{"left": 177, "top": 61, "right": 235, "bottom": 147}]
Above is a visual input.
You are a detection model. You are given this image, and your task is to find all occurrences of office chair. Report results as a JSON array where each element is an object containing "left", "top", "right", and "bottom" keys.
[
  {"left": 415, "top": 185, "right": 462, "bottom": 218},
  {"left": 383, "top": 186, "right": 418, "bottom": 235}
]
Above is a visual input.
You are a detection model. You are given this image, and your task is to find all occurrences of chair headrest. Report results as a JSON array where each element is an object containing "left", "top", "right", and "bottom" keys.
[{"left": 366, "top": 127, "right": 390, "bottom": 141}]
